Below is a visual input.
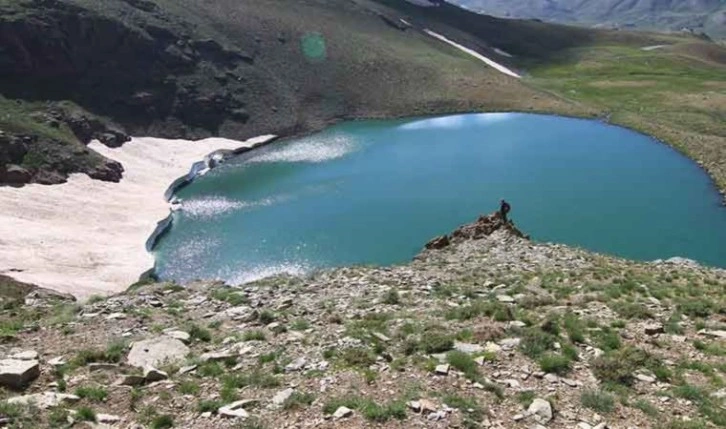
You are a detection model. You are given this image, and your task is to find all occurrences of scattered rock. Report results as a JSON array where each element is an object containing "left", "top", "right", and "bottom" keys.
[
  {"left": 97, "top": 413, "right": 122, "bottom": 424},
  {"left": 127, "top": 337, "right": 189, "bottom": 368},
  {"left": 200, "top": 350, "right": 236, "bottom": 363},
  {"left": 528, "top": 398, "right": 553, "bottom": 424},
  {"left": 699, "top": 330, "right": 726, "bottom": 339},
  {"left": 117, "top": 374, "right": 146, "bottom": 386},
  {"left": 333, "top": 406, "right": 353, "bottom": 419},
  {"left": 285, "top": 357, "right": 307, "bottom": 372},
  {"left": 0, "top": 359, "right": 40, "bottom": 389},
  {"left": 454, "top": 342, "right": 484, "bottom": 354},
  {"left": 6, "top": 392, "right": 79, "bottom": 409},
  {"left": 164, "top": 330, "right": 191, "bottom": 344},
  {"left": 9, "top": 350, "right": 39, "bottom": 361},
  {"left": 88, "top": 363, "right": 119, "bottom": 372},
  {"left": 435, "top": 364, "right": 450, "bottom": 375},
  {"left": 219, "top": 400, "right": 251, "bottom": 418},
  {"left": 372, "top": 332, "right": 391, "bottom": 342},
  {"left": 143, "top": 367, "right": 168, "bottom": 382},
  {"left": 496, "top": 294, "right": 515, "bottom": 303},
  {"left": 271, "top": 388, "right": 294, "bottom": 407},
  {"left": 644, "top": 323, "right": 664, "bottom": 336}
]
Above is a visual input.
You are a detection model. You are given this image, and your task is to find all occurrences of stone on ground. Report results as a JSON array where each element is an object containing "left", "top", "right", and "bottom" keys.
[
  {"left": 271, "top": 388, "right": 294, "bottom": 407},
  {"left": 528, "top": 398, "right": 553, "bottom": 424},
  {"left": 6, "top": 392, "right": 79, "bottom": 409},
  {"left": 219, "top": 400, "right": 254, "bottom": 418},
  {"left": 333, "top": 406, "right": 353, "bottom": 419},
  {"left": 127, "top": 337, "right": 189, "bottom": 368},
  {"left": 0, "top": 359, "right": 40, "bottom": 389}
]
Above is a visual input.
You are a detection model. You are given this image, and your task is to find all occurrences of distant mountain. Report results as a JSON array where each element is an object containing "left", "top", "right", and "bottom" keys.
[{"left": 450, "top": 0, "right": 726, "bottom": 39}]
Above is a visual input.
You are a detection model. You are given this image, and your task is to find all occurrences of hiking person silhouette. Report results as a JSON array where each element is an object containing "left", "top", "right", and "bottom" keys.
[{"left": 500, "top": 199, "right": 511, "bottom": 223}]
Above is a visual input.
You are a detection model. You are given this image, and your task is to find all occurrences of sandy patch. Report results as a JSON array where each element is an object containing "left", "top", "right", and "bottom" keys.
[{"left": 0, "top": 135, "right": 275, "bottom": 299}]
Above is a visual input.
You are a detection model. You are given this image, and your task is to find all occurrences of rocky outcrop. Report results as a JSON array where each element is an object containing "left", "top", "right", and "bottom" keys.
[
  {"left": 0, "top": 0, "right": 253, "bottom": 139},
  {"left": 425, "top": 211, "right": 526, "bottom": 250}
]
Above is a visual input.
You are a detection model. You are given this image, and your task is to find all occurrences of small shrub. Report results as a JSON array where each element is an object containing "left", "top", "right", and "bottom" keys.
[
  {"left": 442, "top": 393, "right": 484, "bottom": 429},
  {"left": 339, "top": 347, "right": 376, "bottom": 368},
  {"left": 198, "top": 361, "right": 225, "bottom": 378},
  {"left": 678, "top": 300, "right": 713, "bottom": 318},
  {"left": 150, "top": 415, "right": 174, "bottom": 429},
  {"left": 243, "top": 330, "right": 266, "bottom": 341},
  {"left": 197, "top": 399, "right": 222, "bottom": 413},
  {"left": 283, "top": 392, "right": 315, "bottom": 410},
  {"left": 290, "top": 319, "right": 311, "bottom": 331},
  {"left": 258, "top": 310, "right": 276, "bottom": 324},
  {"left": 563, "top": 312, "right": 586, "bottom": 343},
  {"left": 447, "top": 351, "right": 479, "bottom": 380},
  {"left": 516, "top": 390, "right": 536, "bottom": 407},
  {"left": 75, "top": 406, "right": 97, "bottom": 422},
  {"left": 581, "top": 389, "right": 615, "bottom": 413},
  {"left": 381, "top": 289, "right": 401, "bottom": 305},
  {"left": 613, "top": 301, "right": 653, "bottom": 320},
  {"left": 538, "top": 353, "right": 572, "bottom": 375},
  {"left": 177, "top": 380, "right": 200, "bottom": 395},
  {"left": 592, "top": 327, "right": 621, "bottom": 351},
  {"left": 519, "top": 328, "right": 556, "bottom": 359},
  {"left": 633, "top": 399, "right": 659, "bottom": 417},
  {"left": 420, "top": 332, "right": 454, "bottom": 354},
  {"left": 48, "top": 407, "right": 69, "bottom": 426},
  {"left": 75, "top": 386, "right": 108, "bottom": 402},
  {"left": 188, "top": 324, "right": 212, "bottom": 342}
]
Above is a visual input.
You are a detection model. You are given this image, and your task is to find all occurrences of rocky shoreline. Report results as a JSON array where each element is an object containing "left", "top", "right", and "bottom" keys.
[{"left": 1, "top": 212, "right": 724, "bottom": 428}]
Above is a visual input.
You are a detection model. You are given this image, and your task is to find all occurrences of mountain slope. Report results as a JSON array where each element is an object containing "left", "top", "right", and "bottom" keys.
[
  {"left": 0, "top": 0, "right": 592, "bottom": 186},
  {"left": 453, "top": 0, "right": 726, "bottom": 39}
]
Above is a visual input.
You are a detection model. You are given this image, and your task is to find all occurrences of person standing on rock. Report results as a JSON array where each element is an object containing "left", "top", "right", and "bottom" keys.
[{"left": 500, "top": 199, "right": 511, "bottom": 223}]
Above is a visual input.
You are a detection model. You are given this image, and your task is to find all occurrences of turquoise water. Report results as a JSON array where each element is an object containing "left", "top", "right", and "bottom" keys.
[{"left": 153, "top": 113, "right": 726, "bottom": 284}]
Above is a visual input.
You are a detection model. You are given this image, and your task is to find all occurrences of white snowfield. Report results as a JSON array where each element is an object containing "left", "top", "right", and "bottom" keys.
[
  {"left": 0, "top": 134, "right": 275, "bottom": 299},
  {"left": 424, "top": 29, "right": 522, "bottom": 78}
]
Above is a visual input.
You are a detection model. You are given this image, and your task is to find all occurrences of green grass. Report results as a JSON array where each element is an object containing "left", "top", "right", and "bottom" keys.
[
  {"left": 221, "top": 369, "right": 280, "bottom": 389},
  {"left": 581, "top": 389, "right": 616, "bottom": 413},
  {"left": 243, "top": 330, "right": 266, "bottom": 341},
  {"left": 419, "top": 331, "right": 454, "bottom": 354},
  {"left": 563, "top": 312, "right": 586, "bottom": 343},
  {"left": 75, "top": 386, "right": 108, "bottom": 402},
  {"left": 633, "top": 399, "right": 660, "bottom": 417},
  {"left": 290, "top": 319, "right": 311, "bottom": 331},
  {"left": 538, "top": 352, "right": 572, "bottom": 375},
  {"left": 518, "top": 328, "right": 557, "bottom": 359},
  {"left": 197, "top": 400, "right": 222, "bottom": 413},
  {"left": 381, "top": 289, "right": 401, "bottom": 305},
  {"left": 75, "top": 406, "right": 97, "bottom": 422},
  {"left": 447, "top": 351, "right": 479, "bottom": 380},
  {"left": 283, "top": 392, "right": 315, "bottom": 410},
  {"left": 150, "top": 415, "right": 175, "bottom": 429},
  {"left": 177, "top": 380, "right": 201, "bottom": 395},
  {"left": 188, "top": 324, "right": 212, "bottom": 342},
  {"left": 323, "top": 396, "right": 406, "bottom": 422},
  {"left": 442, "top": 393, "right": 485, "bottom": 429},
  {"left": 338, "top": 347, "right": 377, "bottom": 368},
  {"left": 71, "top": 340, "right": 126, "bottom": 367}
]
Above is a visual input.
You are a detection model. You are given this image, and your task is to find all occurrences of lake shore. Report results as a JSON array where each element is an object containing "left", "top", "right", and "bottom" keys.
[{"left": 0, "top": 135, "right": 275, "bottom": 299}]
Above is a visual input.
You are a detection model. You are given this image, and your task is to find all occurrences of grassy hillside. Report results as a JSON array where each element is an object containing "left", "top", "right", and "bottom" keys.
[
  {"left": 372, "top": 0, "right": 726, "bottom": 197},
  {"left": 453, "top": 0, "right": 726, "bottom": 40}
]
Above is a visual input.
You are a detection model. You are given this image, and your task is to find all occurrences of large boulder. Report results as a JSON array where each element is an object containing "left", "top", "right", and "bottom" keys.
[
  {"left": 127, "top": 337, "right": 189, "bottom": 368},
  {"left": 0, "top": 359, "right": 40, "bottom": 389}
]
